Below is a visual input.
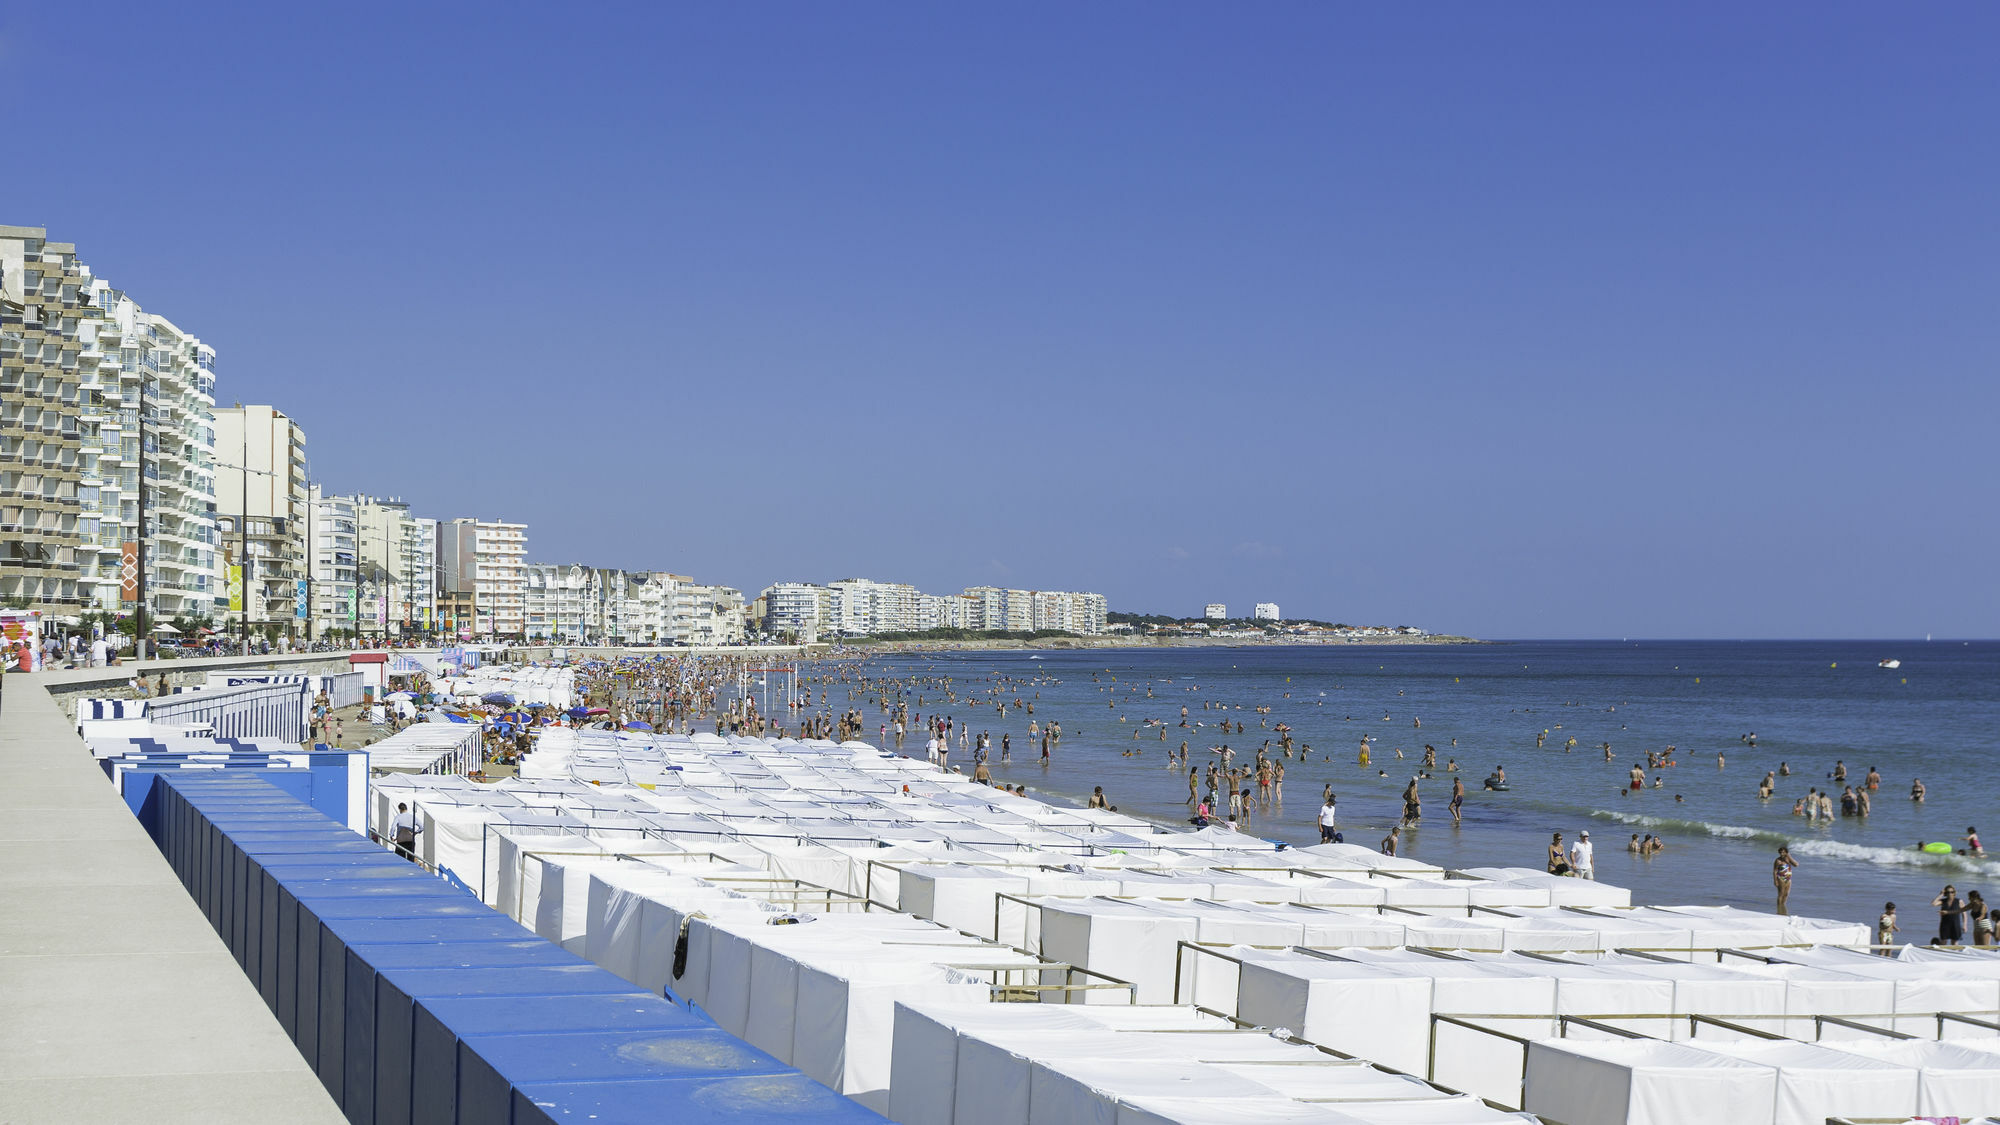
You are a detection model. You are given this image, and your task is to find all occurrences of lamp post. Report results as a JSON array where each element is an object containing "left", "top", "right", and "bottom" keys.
[{"left": 134, "top": 383, "right": 148, "bottom": 660}]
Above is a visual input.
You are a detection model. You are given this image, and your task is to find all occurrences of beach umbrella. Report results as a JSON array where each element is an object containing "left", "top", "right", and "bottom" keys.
[
  {"left": 386, "top": 691, "right": 415, "bottom": 701},
  {"left": 624, "top": 721, "right": 653, "bottom": 731},
  {"left": 566, "top": 705, "right": 589, "bottom": 719},
  {"left": 480, "top": 691, "right": 515, "bottom": 705}
]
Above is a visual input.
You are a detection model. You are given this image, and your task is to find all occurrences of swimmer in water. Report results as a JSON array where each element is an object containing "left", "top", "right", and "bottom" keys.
[{"left": 1912, "top": 778, "right": 1926, "bottom": 802}]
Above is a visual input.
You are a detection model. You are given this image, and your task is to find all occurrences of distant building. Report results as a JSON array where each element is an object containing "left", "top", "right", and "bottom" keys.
[
  {"left": 440, "top": 517, "right": 527, "bottom": 638},
  {"left": 214, "top": 406, "right": 310, "bottom": 637},
  {"left": 1253, "top": 602, "right": 1281, "bottom": 622},
  {"left": 1204, "top": 603, "right": 1228, "bottom": 621}
]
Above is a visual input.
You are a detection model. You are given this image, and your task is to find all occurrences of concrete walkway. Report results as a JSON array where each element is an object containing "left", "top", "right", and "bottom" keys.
[{"left": 0, "top": 661, "right": 344, "bottom": 1123}]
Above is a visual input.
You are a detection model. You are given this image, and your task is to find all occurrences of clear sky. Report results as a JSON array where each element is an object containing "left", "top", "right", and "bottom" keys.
[{"left": 6, "top": 4, "right": 1995, "bottom": 638}]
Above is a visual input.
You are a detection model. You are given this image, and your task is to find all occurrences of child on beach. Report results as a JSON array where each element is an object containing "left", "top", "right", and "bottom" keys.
[{"left": 1877, "top": 903, "right": 1899, "bottom": 954}]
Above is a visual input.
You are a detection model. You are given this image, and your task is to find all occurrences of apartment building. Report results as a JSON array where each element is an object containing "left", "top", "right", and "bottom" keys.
[
  {"left": 684, "top": 584, "right": 746, "bottom": 646},
  {"left": 825, "top": 578, "right": 922, "bottom": 635},
  {"left": 1253, "top": 602, "right": 1281, "bottom": 622},
  {"left": 758, "top": 581, "right": 836, "bottom": 641},
  {"left": 214, "top": 406, "right": 309, "bottom": 635},
  {"left": 309, "top": 486, "right": 359, "bottom": 636},
  {"left": 0, "top": 227, "right": 92, "bottom": 613},
  {"left": 965, "top": 586, "right": 1035, "bottom": 632},
  {"left": 91, "top": 295, "right": 220, "bottom": 622},
  {"left": 441, "top": 518, "right": 527, "bottom": 638},
  {"left": 352, "top": 496, "right": 437, "bottom": 635},
  {"left": 920, "top": 592, "right": 977, "bottom": 631},
  {"left": 1204, "top": 603, "right": 1228, "bottom": 621},
  {"left": 1030, "top": 590, "right": 1109, "bottom": 635}
]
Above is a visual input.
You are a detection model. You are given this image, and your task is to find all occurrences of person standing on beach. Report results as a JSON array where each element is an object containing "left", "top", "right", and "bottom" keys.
[
  {"left": 1933, "top": 884, "right": 1967, "bottom": 945},
  {"left": 1449, "top": 776, "right": 1464, "bottom": 826},
  {"left": 1381, "top": 827, "right": 1399, "bottom": 856},
  {"left": 1877, "top": 903, "right": 1899, "bottom": 954},
  {"left": 1547, "top": 832, "right": 1567, "bottom": 875},
  {"left": 1318, "top": 795, "right": 1338, "bottom": 843},
  {"left": 1568, "top": 831, "right": 1594, "bottom": 880},
  {"left": 1773, "top": 846, "right": 1797, "bottom": 915}
]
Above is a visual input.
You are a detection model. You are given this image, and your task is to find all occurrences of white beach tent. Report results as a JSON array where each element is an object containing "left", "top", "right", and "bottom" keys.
[
  {"left": 1824, "top": 1040, "right": 2000, "bottom": 1119},
  {"left": 1696, "top": 1038, "right": 1919, "bottom": 1125},
  {"left": 1234, "top": 954, "right": 1435, "bottom": 1075},
  {"left": 1522, "top": 1038, "right": 1779, "bottom": 1125}
]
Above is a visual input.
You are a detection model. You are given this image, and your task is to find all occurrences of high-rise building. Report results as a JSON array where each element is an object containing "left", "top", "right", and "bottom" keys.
[
  {"left": 1253, "top": 602, "right": 1281, "bottom": 622},
  {"left": 0, "top": 227, "right": 92, "bottom": 614},
  {"left": 351, "top": 496, "right": 436, "bottom": 636},
  {"left": 92, "top": 292, "right": 219, "bottom": 624},
  {"left": 1204, "top": 603, "right": 1228, "bottom": 621},
  {"left": 440, "top": 518, "right": 527, "bottom": 638},
  {"left": 214, "top": 406, "right": 309, "bottom": 636},
  {"left": 758, "top": 581, "right": 835, "bottom": 642},
  {"left": 309, "top": 486, "right": 358, "bottom": 637}
]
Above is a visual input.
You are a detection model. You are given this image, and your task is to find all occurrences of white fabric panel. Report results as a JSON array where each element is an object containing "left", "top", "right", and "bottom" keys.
[
  {"left": 1027, "top": 1058, "right": 1280, "bottom": 1125},
  {"left": 1235, "top": 957, "right": 1432, "bottom": 1074},
  {"left": 1418, "top": 964, "right": 1557, "bottom": 1106},
  {"left": 1737, "top": 964, "right": 1902, "bottom": 1041},
  {"left": 1037, "top": 899, "right": 1199, "bottom": 1005},
  {"left": 1621, "top": 962, "right": 1790, "bottom": 1041},
  {"left": 1214, "top": 1060, "right": 1447, "bottom": 1101},
  {"left": 888, "top": 1002, "right": 1107, "bottom": 1125},
  {"left": 1524, "top": 1039, "right": 1779, "bottom": 1125},
  {"left": 1827, "top": 1041, "right": 2000, "bottom": 1119},
  {"left": 1307, "top": 1096, "right": 1542, "bottom": 1122},
  {"left": 959, "top": 1031, "right": 1164, "bottom": 1125},
  {"left": 1116, "top": 1096, "right": 1334, "bottom": 1125},
  {"left": 1295, "top": 909, "right": 1410, "bottom": 948},
  {"left": 794, "top": 966, "right": 986, "bottom": 1110},
  {"left": 899, "top": 866, "right": 1032, "bottom": 941},
  {"left": 1699, "top": 1039, "right": 1919, "bottom": 1125},
  {"left": 421, "top": 805, "right": 498, "bottom": 895}
]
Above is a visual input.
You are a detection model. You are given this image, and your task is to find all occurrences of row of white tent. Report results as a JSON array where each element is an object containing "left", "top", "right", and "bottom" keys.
[
  {"left": 362, "top": 720, "right": 484, "bottom": 775},
  {"left": 1225, "top": 946, "right": 2000, "bottom": 1107},
  {"left": 435, "top": 664, "right": 576, "bottom": 709},
  {"left": 889, "top": 1000, "right": 1540, "bottom": 1125},
  {"left": 1525, "top": 1036, "right": 2000, "bottom": 1125},
  {"left": 368, "top": 731, "right": 1991, "bottom": 1124}
]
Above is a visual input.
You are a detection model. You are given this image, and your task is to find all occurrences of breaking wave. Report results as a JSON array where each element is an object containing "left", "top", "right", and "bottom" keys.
[{"left": 1588, "top": 810, "right": 1993, "bottom": 874}]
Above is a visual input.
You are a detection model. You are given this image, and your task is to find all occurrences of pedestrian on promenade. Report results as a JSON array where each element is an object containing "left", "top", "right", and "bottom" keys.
[{"left": 391, "top": 802, "right": 423, "bottom": 862}]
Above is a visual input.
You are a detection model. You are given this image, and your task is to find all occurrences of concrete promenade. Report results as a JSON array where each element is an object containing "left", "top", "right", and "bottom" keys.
[{"left": 0, "top": 653, "right": 344, "bottom": 1124}]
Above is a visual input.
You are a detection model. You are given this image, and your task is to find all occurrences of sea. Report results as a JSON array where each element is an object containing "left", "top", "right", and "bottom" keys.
[{"left": 834, "top": 640, "right": 1998, "bottom": 935}]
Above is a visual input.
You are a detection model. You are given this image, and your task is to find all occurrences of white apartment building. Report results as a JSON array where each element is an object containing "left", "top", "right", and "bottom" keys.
[
  {"left": 1253, "top": 602, "right": 1281, "bottom": 622},
  {"left": 3, "top": 228, "right": 95, "bottom": 614},
  {"left": 1204, "top": 603, "right": 1228, "bottom": 621},
  {"left": 81, "top": 283, "right": 221, "bottom": 622},
  {"left": 759, "top": 581, "right": 835, "bottom": 642},
  {"left": 1031, "top": 590, "right": 1109, "bottom": 635},
  {"left": 964, "top": 586, "right": 1035, "bottom": 632},
  {"left": 309, "top": 486, "right": 358, "bottom": 636},
  {"left": 214, "top": 406, "right": 309, "bottom": 635},
  {"left": 920, "top": 592, "right": 977, "bottom": 631},
  {"left": 441, "top": 518, "right": 527, "bottom": 638},
  {"left": 827, "top": 578, "right": 922, "bottom": 636},
  {"left": 351, "top": 496, "right": 437, "bottom": 635},
  {"left": 684, "top": 584, "right": 746, "bottom": 646}
]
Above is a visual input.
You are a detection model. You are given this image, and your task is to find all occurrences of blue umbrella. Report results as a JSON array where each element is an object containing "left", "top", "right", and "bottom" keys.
[
  {"left": 624, "top": 721, "right": 653, "bottom": 731},
  {"left": 481, "top": 691, "right": 515, "bottom": 705}
]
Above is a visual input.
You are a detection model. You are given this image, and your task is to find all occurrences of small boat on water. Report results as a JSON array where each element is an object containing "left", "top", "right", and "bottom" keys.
[{"left": 1879, "top": 658, "right": 1901, "bottom": 669}]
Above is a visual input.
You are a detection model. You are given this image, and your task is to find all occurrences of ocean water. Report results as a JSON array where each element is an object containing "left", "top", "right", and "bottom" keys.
[{"left": 837, "top": 640, "right": 1999, "bottom": 934}]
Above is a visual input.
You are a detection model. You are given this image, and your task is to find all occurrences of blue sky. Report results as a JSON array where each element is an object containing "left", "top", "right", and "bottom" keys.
[{"left": 6, "top": 4, "right": 1995, "bottom": 638}]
